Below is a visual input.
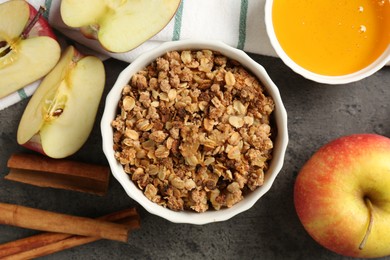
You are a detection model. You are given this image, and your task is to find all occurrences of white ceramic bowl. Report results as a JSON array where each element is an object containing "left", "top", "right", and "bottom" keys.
[
  {"left": 264, "top": 0, "right": 390, "bottom": 85},
  {"left": 101, "top": 39, "right": 288, "bottom": 224}
]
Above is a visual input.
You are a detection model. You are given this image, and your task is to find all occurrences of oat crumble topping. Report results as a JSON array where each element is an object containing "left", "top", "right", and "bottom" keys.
[{"left": 111, "top": 50, "right": 275, "bottom": 212}]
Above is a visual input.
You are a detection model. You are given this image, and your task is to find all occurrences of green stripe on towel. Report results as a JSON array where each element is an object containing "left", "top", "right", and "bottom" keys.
[
  {"left": 172, "top": 0, "right": 185, "bottom": 41},
  {"left": 17, "top": 89, "right": 27, "bottom": 100},
  {"left": 237, "top": 0, "right": 249, "bottom": 50},
  {"left": 43, "top": 0, "right": 52, "bottom": 20}
]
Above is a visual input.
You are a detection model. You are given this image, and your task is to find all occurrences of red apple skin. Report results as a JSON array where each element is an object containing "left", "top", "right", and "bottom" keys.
[
  {"left": 26, "top": 3, "right": 57, "bottom": 39},
  {"left": 21, "top": 134, "right": 46, "bottom": 155},
  {"left": 294, "top": 133, "right": 390, "bottom": 258}
]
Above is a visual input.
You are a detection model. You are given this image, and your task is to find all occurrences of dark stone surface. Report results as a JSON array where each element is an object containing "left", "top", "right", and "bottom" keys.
[{"left": 0, "top": 54, "right": 389, "bottom": 260}]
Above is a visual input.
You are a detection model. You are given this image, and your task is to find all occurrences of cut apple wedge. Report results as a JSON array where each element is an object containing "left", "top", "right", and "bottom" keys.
[
  {"left": 17, "top": 46, "right": 105, "bottom": 159},
  {"left": 0, "top": 0, "right": 61, "bottom": 98},
  {"left": 60, "top": 0, "right": 182, "bottom": 53}
]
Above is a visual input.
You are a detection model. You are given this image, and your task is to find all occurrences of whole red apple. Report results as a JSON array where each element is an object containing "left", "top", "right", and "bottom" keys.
[{"left": 294, "top": 133, "right": 390, "bottom": 258}]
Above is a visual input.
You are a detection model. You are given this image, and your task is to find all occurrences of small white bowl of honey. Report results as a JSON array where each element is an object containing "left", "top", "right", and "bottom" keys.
[{"left": 265, "top": 0, "right": 390, "bottom": 84}]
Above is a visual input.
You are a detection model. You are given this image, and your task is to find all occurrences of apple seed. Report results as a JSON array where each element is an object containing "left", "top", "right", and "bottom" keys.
[
  {"left": 52, "top": 108, "right": 64, "bottom": 117},
  {"left": 0, "top": 41, "right": 7, "bottom": 48},
  {"left": 0, "top": 41, "right": 11, "bottom": 58},
  {"left": 0, "top": 38, "right": 12, "bottom": 59},
  {"left": 43, "top": 94, "right": 67, "bottom": 120}
]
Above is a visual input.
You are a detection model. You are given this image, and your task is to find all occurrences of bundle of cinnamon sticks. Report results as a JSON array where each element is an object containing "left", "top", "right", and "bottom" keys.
[
  {"left": 6, "top": 153, "right": 111, "bottom": 196},
  {"left": 0, "top": 153, "right": 141, "bottom": 258},
  {"left": 0, "top": 204, "right": 141, "bottom": 259}
]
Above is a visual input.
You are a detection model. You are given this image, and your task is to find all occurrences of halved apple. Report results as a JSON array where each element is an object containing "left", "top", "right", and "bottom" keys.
[
  {"left": 17, "top": 45, "right": 105, "bottom": 159},
  {"left": 0, "top": 0, "right": 61, "bottom": 98},
  {"left": 60, "top": 0, "right": 182, "bottom": 53}
]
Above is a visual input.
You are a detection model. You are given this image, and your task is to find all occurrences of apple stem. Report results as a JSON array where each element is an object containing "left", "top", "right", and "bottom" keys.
[
  {"left": 359, "top": 197, "right": 374, "bottom": 250},
  {"left": 21, "top": 6, "right": 46, "bottom": 39}
]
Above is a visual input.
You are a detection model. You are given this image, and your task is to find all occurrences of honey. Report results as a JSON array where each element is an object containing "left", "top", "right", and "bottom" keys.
[{"left": 272, "top": 0, "right": 390, "bottom": 76}]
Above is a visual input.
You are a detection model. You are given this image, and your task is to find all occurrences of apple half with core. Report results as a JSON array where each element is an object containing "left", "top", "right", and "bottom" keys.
[
  {"left": 294, "top": 133, "right": 390, "bottom": 258},
  {"left": 0, "top": 0, "right": 61, "bottom": 98},
  {"left": 60, "top": 0, "right": 182, "bottom": 53},
  {"left": 17, "top": 45, "right": 105, "bottom": 159}
]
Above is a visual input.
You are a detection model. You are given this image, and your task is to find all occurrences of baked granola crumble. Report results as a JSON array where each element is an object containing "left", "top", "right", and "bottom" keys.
[{"left": 112, "top": 50, "right": 275, "bottom": 212}]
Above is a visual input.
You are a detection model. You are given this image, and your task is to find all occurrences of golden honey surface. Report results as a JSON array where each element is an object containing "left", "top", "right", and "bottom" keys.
[{"left": 272, "top": 0, "right": 390, "bottom": 76}]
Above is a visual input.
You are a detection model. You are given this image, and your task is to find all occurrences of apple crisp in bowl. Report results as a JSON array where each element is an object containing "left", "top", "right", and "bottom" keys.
[{"left": 101, "top": 40, "right": 288, "bottom": 224}]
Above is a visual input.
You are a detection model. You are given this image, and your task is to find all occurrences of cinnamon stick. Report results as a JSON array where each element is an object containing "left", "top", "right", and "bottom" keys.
[
  {"left": 6, "top": 153, "right": 110, "bottom": 196},
  {"left": 0, "top": 203, "right": 131, "bottom": 243},
  {"left": 2, "top": 217, "right": 139, "bottom": 260},
  {"left": 0, "top": 208, "right": 140, "bottom": 258}
]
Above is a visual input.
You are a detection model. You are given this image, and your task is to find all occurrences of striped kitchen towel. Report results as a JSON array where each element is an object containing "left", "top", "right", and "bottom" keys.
[
  {"left": 48, "top": 0, "right": 276, "bottom": 63},
  {"left": 0, "top": 0, "right": 275, "bottom": 110}
]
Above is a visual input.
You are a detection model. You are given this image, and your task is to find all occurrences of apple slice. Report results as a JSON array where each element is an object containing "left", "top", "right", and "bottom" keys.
[
  {"left": 0, "top": 0, "right": 61, "bottom": 98},
  {"left": 17, "top": 45, "right": 105, "bottom": 159},
  {"left": 60, "top": 0, "right": 182, "bottom": 53}
]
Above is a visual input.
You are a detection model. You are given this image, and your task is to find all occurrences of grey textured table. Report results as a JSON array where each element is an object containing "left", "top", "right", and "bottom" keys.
[{"left": 0, "top": 54, "right": 389, "bottom": 260}]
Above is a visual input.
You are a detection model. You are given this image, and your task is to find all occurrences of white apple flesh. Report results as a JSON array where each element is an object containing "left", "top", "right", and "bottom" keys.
[
  {"left": 0, "top": 0, "right": 61, "bottom": 98},
  {"left": 60, "top": 0, "right": 182, "bottom": 53},
  {"left": 17, "top": 45, "right": 105, "bottom": 159},
  {"left": 294, "top": 133, "right": 390, "bottom": 258}
]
